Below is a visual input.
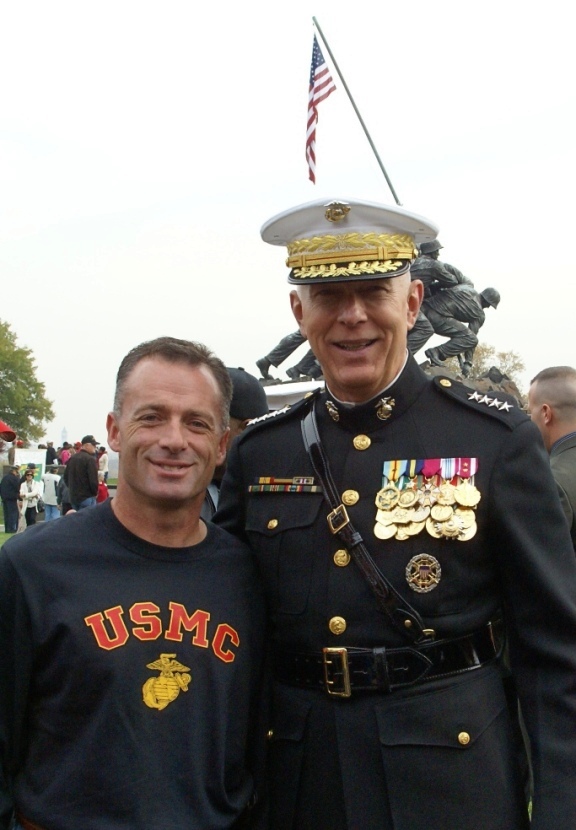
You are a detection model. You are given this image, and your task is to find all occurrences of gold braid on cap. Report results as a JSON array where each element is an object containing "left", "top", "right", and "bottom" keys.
[{"left": 286, "top": 232, "right": 417, "bottom": 279}]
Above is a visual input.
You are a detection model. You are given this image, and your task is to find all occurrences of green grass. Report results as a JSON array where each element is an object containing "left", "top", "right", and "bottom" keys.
[{"left": 0, "top": 531, "right": 14, "bottom": 546}]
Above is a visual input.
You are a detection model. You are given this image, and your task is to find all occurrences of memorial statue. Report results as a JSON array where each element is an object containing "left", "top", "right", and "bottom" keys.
[
  {"left": 423, "top": 285, "right": 501, "bottom": 377},
  {"left": 256, "top": 332, "right": 322, "bottom": 381},
  {"left": 408, "top": 239, "right": 473, "bottom": 355}
]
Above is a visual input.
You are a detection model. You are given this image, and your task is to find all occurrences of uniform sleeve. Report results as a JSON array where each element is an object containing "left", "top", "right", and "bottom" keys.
[
  {"left": 488, "top": 419, "right": 576, "bottom": 828},
  {"left": 0, "top": 548, "right": 34, "bottom": 830},
  {"left": 213, "top": 442, "right": 249, "bottom": 543}
]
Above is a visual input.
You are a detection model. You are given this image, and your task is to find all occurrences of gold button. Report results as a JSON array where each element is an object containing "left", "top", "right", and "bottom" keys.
[
  {"left": 458, "top": 732, "right": 470, "bottom": 745},
  {"left": 342, "top": 489, "right": 359, "bottom": 506},
  {"left": 328, "top": 616, "right": 347, "bottom": 635},
  {"left": 353, "top": 434, "right": 371, "bottom": 451},
  {"left": 333, "top": 549, "right": 351, "bottom": 567},
  {"left": 267, "top": 729, "right": 274, "bottom": 740},
  {"left": 267, "top": 519, "right": 279, "bottom": 530},
  {"left": 440, "top": 379, "right": 452, "bottom": 387},
  {"left": 404, "top": 619, "right": 412, "bottom": 628}
]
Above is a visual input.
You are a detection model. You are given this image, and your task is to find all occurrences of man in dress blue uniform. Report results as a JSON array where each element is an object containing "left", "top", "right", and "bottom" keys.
[{"left": 215, "top": 198, "right": 576, "bottom": 830}]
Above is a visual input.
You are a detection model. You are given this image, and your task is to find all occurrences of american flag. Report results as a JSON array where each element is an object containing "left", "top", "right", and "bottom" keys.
[{"left": 306, "top": 36, "right": 336, "bottom": 183}]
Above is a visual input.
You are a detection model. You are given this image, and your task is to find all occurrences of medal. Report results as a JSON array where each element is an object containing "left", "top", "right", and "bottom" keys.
[
  {"left": 454, "top": 507, "right": 476, "bottom": 528},
  {"left": 454, "top": 480, "right": 481, "bottom": 507},
  {"left": 457, "top": 522, "right": 477, "bottom": 541},
  {"left": 426, "top": 517, "right": 443, "bottom": 539},
  {"left": 395, "top": 527, "right": 410, "bottom": 541},
  {"left": 430, "top": 504, "right": 453, "bottom": 522},
  {"left": 398, "top": 488, "right": 418, "bottom": 509},
  {"left": 404, "top": 519, "right": 427, "bottom": 536},
  {"left": 375, "top": 483, "right": 399, "bottom": 510},
  {"left": 406, "top": 554, "right": 442, "bottom": 593},
  {"left": 374, "top": 522, "right": 397, "bottom": 540}
]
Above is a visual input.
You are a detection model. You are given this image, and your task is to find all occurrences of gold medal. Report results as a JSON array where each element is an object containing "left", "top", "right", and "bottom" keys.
[
  {"left": 374, "top": 522, "right": 397, "bottom": 540},
  {"left": 398, "top": 489, "right": 418, "bottom": 509},
  {"left": 458, "top": 522, "right": 477, "bottom": 541},
  {"left": 436, "top": 482, "right": 456, "bottom": 505},
  {"left": 395, "top": 527, "right": 410, "bottom": 541},
  {"left": 375, "top": 509, "right": 397, "bottom": 526},
  {"left": 454, "top": 507, "right": 476, "bottom": 529},
  {"left": 405, "top": 519, "right": 427, "bottom": 536},
  {"left": 406, "top": 554, "right": 442, "bottom": 593},
  {"left": 388, "top": 506, "right": 413, "bottom": 525},
  {"left": 430, "top": 504, "right": 453, "bottom": 522},
  {"left": 439, "top": 516, "right": 464, "bottom": 538},
  {"left": 411, "top": 505, "right": 430, "bottom": 523},
  {"left": 426, "top": 517, "right": 443, "bottom": 539},
  {"left": 454, "top": 480, "right": 481, "bottom": 507},
  {"left": 375, "top": 484, "right": 399, "bottom": 510}
]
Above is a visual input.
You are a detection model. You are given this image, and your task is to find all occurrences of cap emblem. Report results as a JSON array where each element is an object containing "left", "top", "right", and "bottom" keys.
[{"left": 324, "top": 201, "right": 350, "bottom": 222}]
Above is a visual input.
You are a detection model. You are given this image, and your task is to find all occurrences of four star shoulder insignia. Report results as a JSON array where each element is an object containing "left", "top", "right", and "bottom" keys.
[{"left": 467, "top": 391, "right": 514, "bottom": 412}]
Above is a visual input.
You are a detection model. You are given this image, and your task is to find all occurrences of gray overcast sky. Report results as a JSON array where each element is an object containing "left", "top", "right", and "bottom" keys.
[{"left": 1, "top": 0, "right": 574, "bottom": 444}]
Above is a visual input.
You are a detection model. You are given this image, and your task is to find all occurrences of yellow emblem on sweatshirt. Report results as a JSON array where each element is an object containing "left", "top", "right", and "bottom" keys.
[{"left": 142, "top": 653, "right": 191, "bottom": 710}]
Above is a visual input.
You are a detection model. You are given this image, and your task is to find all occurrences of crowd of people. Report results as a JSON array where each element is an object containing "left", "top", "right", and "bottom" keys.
[
  {"left": 0, "top": 440, "right": 109, "bottom": 530},
  {"left": 1, "top": 198, "right": 576, "bottom": 830}
]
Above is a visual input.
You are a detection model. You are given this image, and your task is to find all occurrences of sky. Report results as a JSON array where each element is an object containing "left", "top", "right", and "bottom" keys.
[{"left": 1, "top": 0, "right": 574, "bottom": 445}]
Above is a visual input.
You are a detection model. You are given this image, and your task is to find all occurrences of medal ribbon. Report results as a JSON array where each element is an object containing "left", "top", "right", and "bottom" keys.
[
  {"left": 440, "top": 457, "right": 456, "bottom": 482},
  {"left": 454, "top": 458, "right": 478, "bottom": 479},
  {"left": 422, "top": 458, "right": 441, "bottom": 479}
]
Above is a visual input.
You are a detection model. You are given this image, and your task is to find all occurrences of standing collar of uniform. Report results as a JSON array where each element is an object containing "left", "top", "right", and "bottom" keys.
[
  {"left": 550, "top": 430, "right": 576, "bottom": 456},
  {"left": 317, "top": 353, "right": 429, "bottom": 433}
]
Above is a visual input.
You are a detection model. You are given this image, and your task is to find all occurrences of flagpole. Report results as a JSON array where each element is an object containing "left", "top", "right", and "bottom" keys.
[{"left": 312, "top": 17, "right": 402, "bottom": 206}]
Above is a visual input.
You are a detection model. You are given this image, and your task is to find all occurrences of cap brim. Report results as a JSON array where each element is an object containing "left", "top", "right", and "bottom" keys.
[{"left": 287, "top": 259, "right": 411, "bottom": 285}]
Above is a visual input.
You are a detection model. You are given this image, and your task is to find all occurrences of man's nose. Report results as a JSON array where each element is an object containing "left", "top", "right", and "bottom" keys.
[
  {"left": 159, "top": 419, "right": 188, "bottom": 451},
  {"left": 337, "top": 294, "right": 368, "bottom": 325}
]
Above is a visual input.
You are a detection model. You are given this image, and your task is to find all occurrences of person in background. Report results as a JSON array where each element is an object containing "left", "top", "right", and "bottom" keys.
[
  {"left": 96, "top": 471, "right": 109, "bottom": 503},
  {"left": 528, "top": 365, "right": 576, "bottom": 549},
  {"left": 41, "top": 464, "right": 61, "bottom": 521},
  {"left": 201, "top": 367, "right": 268, "bottom": 520},
  {"left": 63, "top": 435, "right": 99, "bottom": 510},
  {"left": 98, "top": 446, "right": 109, "bottom": 482},
  {"left": 18, "top": 470, "right": 42, "bottom": 527},
  {"left": 45, "top": 442, "right": 58, "bottom": 467},
  {"left": 60, "top": 443, "right": 72, "bottom": 465},
  {"left": 0, "top": 466, "right": 21, "bottom": 533}
]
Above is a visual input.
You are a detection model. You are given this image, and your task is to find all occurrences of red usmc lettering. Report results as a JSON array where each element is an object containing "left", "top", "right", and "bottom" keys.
[{"left": 84, "top": 602, "right": 239, "bottom": 662}]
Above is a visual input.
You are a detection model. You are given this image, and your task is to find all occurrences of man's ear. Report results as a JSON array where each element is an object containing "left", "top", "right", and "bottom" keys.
[
  {"left": 106, "top": 412, "right": 121, "bottom": 453},
  {"left": 542, "top": 403, "right": 553, "bottom": 426},
  {"left": 407, "top": 279, "right": 424, "bottom": 330},
  {"left": 290, "top": 290, "right": 307, "bottom": 337},
  {"left": 216, "top": 428, "right": 229, "bottom": 467}
]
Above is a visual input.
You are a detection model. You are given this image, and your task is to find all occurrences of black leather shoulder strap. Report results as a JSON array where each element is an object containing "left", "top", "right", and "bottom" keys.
[{"left": 301, "top": 407, "right": 435, "bottom": 645}]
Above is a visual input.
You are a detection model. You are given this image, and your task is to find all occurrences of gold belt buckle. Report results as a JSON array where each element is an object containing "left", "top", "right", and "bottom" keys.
[
  {"left": 322, "top": 647, "right": 352, "bottom": 698},
  {"left": 327, "top": 504, "right": 350, "bottom": 535}
]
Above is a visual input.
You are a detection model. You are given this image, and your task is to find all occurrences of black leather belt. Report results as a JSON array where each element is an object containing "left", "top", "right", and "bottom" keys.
[{"left": 273, "top": 622, "right": 502, "bottom": 698}]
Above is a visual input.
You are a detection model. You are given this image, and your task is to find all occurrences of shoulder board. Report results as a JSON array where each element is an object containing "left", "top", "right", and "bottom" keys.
[
  {"left": 432, "top": 376, "right": 527, "bottom": 429},
  {"left": 243, "top": 388, "right": 321, "bottom": 431}
]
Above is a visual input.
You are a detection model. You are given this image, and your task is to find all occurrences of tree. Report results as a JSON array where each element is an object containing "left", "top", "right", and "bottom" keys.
[
  {"left": 0, "top": 319, "right": 54, "bottom": 443},
  {"left": 443, "top": 342, "right": 525, "bottom": 387}
]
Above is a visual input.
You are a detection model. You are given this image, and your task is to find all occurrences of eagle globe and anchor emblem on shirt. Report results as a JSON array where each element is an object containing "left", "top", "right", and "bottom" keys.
[{"left": 142, "top": 653, "right": 191, "bottom": 710}]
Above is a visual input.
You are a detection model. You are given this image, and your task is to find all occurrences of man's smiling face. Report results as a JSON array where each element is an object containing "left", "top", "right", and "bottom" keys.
[
  {"left": 107, "top": 357, "right": 228, "bottom": 512},
  {"left": 290, "top": 274, "right": 422, "bottom": 402}
]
